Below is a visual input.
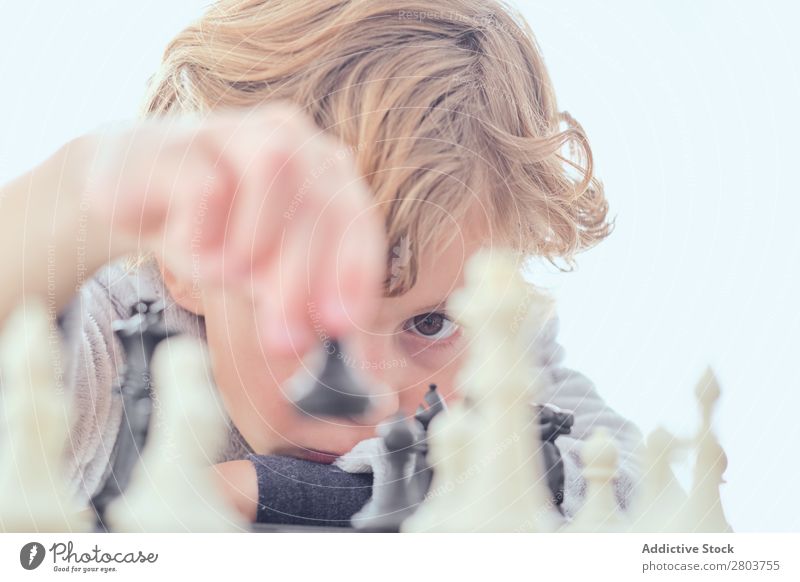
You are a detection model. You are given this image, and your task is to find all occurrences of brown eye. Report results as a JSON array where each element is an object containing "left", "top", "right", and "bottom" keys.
[
  {"left": 414, "top": 313, "right": 444, "bottom": 335},
  {"left": 406, "top": 312, "right": 459, "bottom": 340}
]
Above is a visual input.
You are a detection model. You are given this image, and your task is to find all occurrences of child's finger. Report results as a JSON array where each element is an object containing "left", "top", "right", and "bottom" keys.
[
  {"left": 209, "top": 131, "right": 282, "bottom": 280},
  {"left": 129, "top": 134, "right": 227, "bottom": 282},
  {"left": 168, "top": 135, "right": 237, "bottom": 283},
  {"left": 305, "top": 186, "right": 347, "bottom": 336},
  {"left": 330, "top": 190, "right": 386, "bottom": 334},
  {"left": 305, "top": 164, "right": 385, "bottom": 337},
  {"left": 186, "top": 105, "right": 301, "bottom": 281},
  {"left": 224, "top": 112, "right": 325, "bottom": 283},
  {"left": 257, "top": 221, "right": 316, "bottom": 356},
  {"left": 187, "top": 137, "right": 238, "bottom": 277},
  {"left": 344, "top": 201, "right": 386, "bottom": 325}
]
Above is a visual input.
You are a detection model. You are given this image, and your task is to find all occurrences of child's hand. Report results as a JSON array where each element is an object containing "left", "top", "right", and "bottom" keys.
[{"left": 78, "top": 103, "right": 386, "bottom": 355}]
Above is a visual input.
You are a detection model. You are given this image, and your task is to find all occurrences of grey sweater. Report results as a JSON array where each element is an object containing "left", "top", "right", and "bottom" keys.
[{"left": 45, "top": 257, "right": 643, "bottom": 522}]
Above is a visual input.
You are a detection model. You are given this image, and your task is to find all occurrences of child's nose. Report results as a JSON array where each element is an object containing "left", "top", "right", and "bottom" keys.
[{"left": 344, "top": 332, "right": 403, "bottom": 420}]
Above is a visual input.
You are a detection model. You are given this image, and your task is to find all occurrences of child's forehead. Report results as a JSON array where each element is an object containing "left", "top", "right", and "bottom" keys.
[
  {"left": 378, "top": 190, "right": 506, "bottom": 297},
  {"left": 400, "top": 213, "right": 496, "bottom": 271},
  {"left": 383, "top": 225, "right": 494, "bottom": 309}
]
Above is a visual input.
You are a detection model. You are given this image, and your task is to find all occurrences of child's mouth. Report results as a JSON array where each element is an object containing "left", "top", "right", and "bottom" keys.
[{"left": 292, "top": 448, "right": 339, "bottom": 464}]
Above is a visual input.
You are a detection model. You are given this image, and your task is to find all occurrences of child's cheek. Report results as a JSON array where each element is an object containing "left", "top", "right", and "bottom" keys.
[{"left": 397, "top": 332, "right": 464, "bottom": 374}]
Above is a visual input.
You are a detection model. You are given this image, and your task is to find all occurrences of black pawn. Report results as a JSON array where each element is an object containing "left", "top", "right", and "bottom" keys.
[
  {"left": 408, "top": 384, "right": 447, "bottom": 503},
  {"left": 352, "top": 415, "right": 417, "bottom": 532},
  {"left": 414, "top": 383, "right": 447, "bottom": 430}
]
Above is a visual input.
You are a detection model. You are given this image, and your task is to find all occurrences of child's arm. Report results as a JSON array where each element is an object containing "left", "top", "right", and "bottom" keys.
[
  {"left": 0, "top": 139, "right": 127, "bottom": 326},
  {"left": 214, "top": 456, "right": 372, "bottom": 527}
]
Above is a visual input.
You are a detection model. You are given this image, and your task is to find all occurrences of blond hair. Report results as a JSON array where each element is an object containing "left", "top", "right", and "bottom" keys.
[{"left": 141, "top": 0, "right": 612, "bottom": 293}]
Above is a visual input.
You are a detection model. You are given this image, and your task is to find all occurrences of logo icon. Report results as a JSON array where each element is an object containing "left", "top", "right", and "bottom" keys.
[{"left": 20, "top": 542, "right": 46, "bottom": 570}]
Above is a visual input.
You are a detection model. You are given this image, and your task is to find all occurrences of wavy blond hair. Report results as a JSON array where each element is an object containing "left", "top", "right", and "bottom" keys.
[{"left": 141, "top": 0, "right": 612, "bottom": 294}]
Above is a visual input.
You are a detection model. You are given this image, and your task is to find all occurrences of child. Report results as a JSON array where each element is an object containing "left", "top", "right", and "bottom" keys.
[{"left": 0, "top": 0, "right": 642, "bottom": 526}]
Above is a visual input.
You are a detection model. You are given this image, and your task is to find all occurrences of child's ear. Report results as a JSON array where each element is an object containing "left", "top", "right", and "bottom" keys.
[{"left": 160, "top": 265, "right": 205, "bottom": 316}]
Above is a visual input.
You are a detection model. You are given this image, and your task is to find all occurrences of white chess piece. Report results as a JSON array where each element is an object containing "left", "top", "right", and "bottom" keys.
[
  {"left": 682, "top": 366, "right": 732, "bottom": 532},
  {"left": 447, "top": 249, "right": 560, "bottom": 532},
  {"left": 683, "top": 432, "right": 733, "bottom": 532},
  {"left": 106, "top": 335, "right": 246, "bottom": 532},
  {"left": 0, "top": 301, "right": 89, "bottom": 532},
  {"left": 694, "top": 366, "right": 721, "bottom": 441},
  {"left": 401, "top": 404, "right": 481, "bottom": 532},
  {"left": 564, "top": 428, "right": 626, "bottom": 532},
  {"left": 628, "top": 427, "right": 689, "bottom": 532}
]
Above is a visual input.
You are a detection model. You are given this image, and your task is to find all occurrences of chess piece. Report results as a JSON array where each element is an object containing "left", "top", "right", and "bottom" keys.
[
  {"left": 0, "top": 300, "right": 90, "bottom": 532},
  {"left": 628, "top": 427, "right": 689, "bottom": 532},
  {"left": 694, "top": 366, "right": 721, "bottom": 442},
  {"left": 91, "top": 298, "right": 175, "bottom": 530},
  {"left": 290, "top": 339, "right": 372, "bottom": 417},
  {"left": 351, "top": 414, "right": 417, "bottom": 532},
  {"left": 683, "top": 366, "right": 732, "bottom": 532},
  {"left": 454, "top": 250, "right": 560, "bottom": 532},
  {"left": 407, "top": 384, "right": 447, "bottom": 504},
  {"left": 401, "top": 404, "right": 482, "bottom": 532},
  {"left": 406, "top": 422, "right": 431, "bottom": 506},
  {"left": 563, "top": 428, "right": 626, "bottom": 532},
  {"left": 684, "top": 431, "right": 732, "bottom": 532},
  {"left": 535, "top": 403, "right": 574, "bottom": 510},
  {"left": 406, "top": 249, "right": 561, "bottom": 532},
  {"left": 105, "top": 335, "right": 246, "bottom": 532},
  {"left": 415, "top": 384, "right": 447, "bottom": 430}
]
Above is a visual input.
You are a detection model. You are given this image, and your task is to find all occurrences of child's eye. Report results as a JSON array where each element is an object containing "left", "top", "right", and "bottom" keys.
[{"left": 404, "top": 312, "right": 459, "bottom": 341}]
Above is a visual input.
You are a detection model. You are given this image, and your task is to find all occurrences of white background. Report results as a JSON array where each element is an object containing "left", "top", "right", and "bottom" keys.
[
  {"left": 0, "top": 1, "right": 797, "bottom": 531},
  {"left": 0, "top": 533, "right": 798, "bottom": 581}
]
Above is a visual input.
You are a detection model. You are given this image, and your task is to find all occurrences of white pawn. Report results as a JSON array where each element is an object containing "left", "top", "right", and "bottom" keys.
[
  {"left": 564, "top": 428, "right": 626, "bottom": 532},
  {"left": 401, "top": 404, "right": 481, "bottom": 532},
  {"left": 0, "top": 301, "right": 89, "bottom": 532},
  {"left": 628, "top": 427, "right": 689, "bottom": 532},
  {"left": 106, "top": 335, "right": 246, "bottom": 532}
]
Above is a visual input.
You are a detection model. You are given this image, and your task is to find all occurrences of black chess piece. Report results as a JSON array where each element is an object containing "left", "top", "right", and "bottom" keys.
[
  {"left": 351, "top": 414, "right": 417, "bottom": 532},
  {"left": 408, "top": 384, "right": 447, "bottom": 503},
  {"left": 407, "top": 423, "right": 432, "bottom": 507},
  {"left": 90, "top": 299, "right": 177, "bottom": 531},
  {"left": 291, "top": 339, "right": 373, "bottom": 417},
  {"left": 533, "top": 402, "right": 574, "bottom": 510},
  {"left": 414, "top": 383, "right": 447, "bottom": 430}
]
